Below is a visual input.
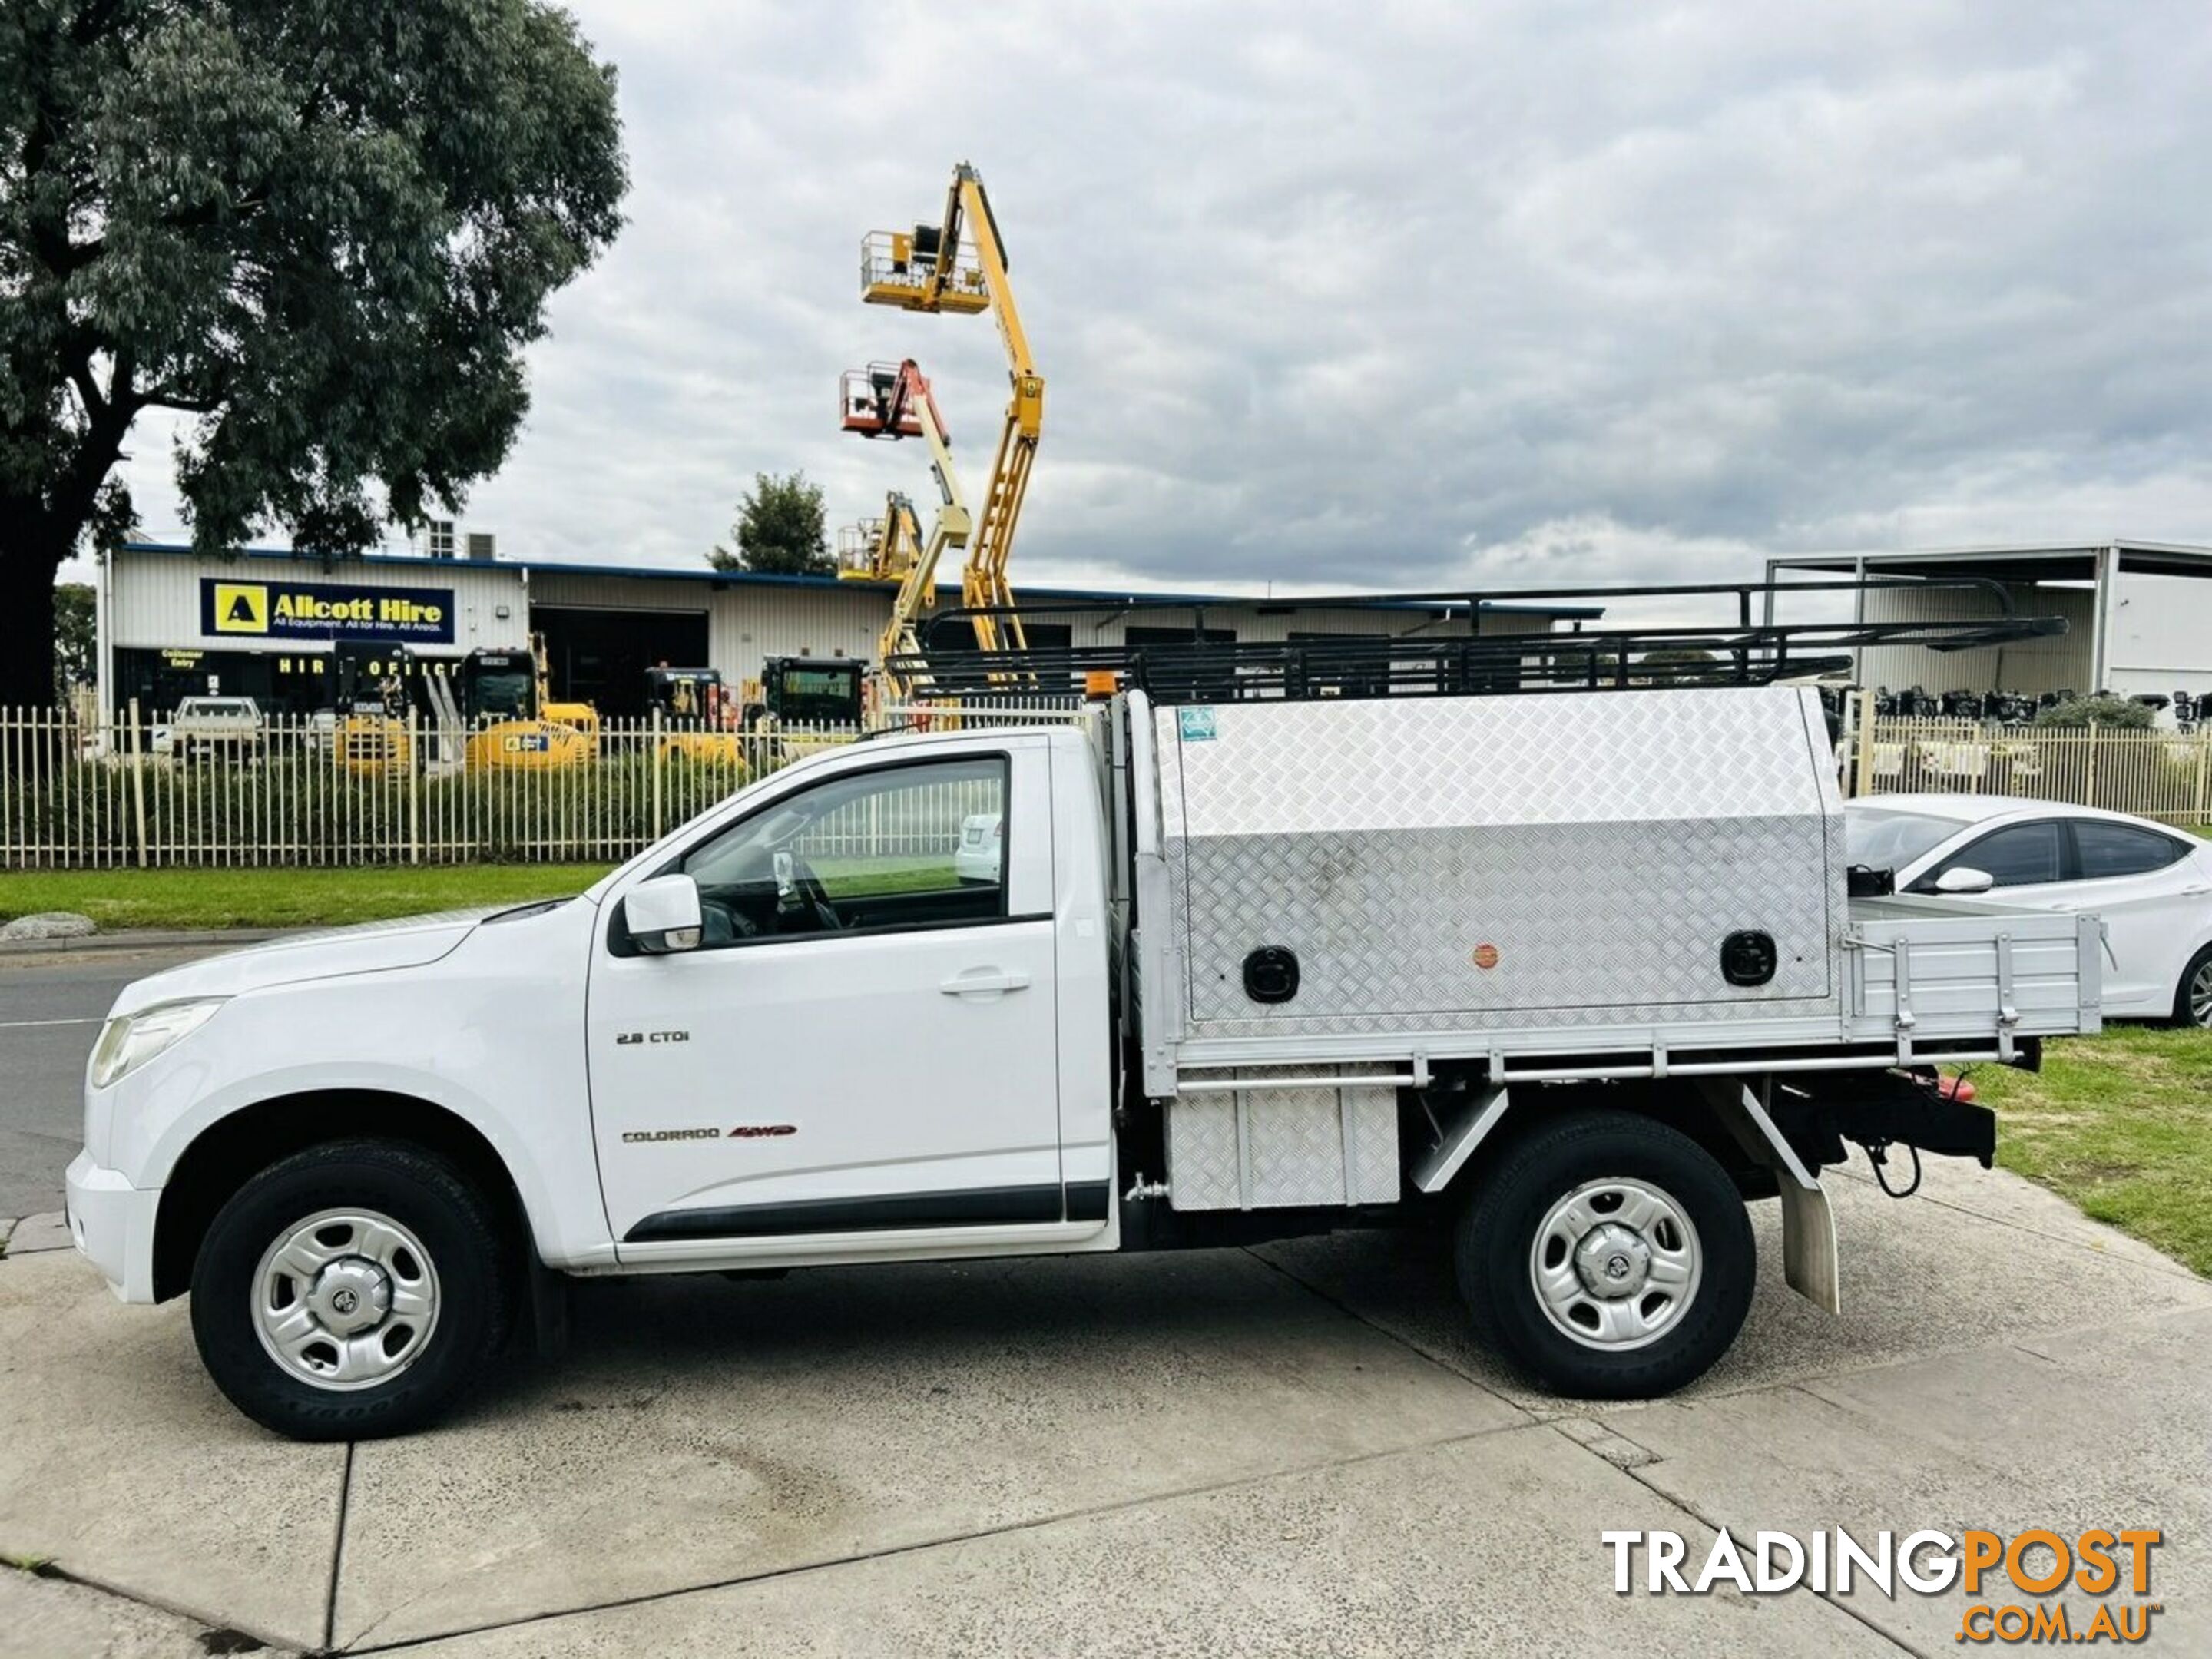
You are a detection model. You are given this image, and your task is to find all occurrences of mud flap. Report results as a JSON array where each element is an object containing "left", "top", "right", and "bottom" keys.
[
  {"left": 1697, "top": 1078, "right": 1842, "bottom": 1316},
  {"left": 1775, "top": 1179, "right": 1840, "bottom": 1317}
]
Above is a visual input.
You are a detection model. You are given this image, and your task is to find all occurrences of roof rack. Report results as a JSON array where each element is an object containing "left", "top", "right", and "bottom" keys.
[{"left": 889, "top": 577, "right": 2068, "bottom": 704}]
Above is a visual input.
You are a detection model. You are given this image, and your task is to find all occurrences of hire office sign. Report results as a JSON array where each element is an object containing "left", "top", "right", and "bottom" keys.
[{"left": 200, "top": 577, "right": 456, "bottom": 644}]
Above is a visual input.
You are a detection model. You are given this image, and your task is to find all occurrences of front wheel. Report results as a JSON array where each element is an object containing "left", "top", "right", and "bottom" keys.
[
  {"left": 1455, "top": 1110, "right": 1754, "bottom": 1399},
  {"left": 190, "top": 1140, "right": 512, "bottom": 1440}
]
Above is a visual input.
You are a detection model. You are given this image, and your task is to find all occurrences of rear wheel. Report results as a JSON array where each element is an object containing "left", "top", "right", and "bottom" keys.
[
  {"left": 190, "top": 1140, "right": 512, "bottom": 1441},
  {"left": 1455, "top": 1110, "right": 1754, "bottom": 1399},
  {"left": 2175, "top": 945, "right": 2212, "bottom": 1029}
]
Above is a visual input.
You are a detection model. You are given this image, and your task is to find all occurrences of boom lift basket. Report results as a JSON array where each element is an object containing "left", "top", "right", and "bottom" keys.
[
  {"left": 860, "top": 230, "right": 990, "bottom": 312},
  {"left": 840, "top": 364, "right": 926, "bottom": 438}
]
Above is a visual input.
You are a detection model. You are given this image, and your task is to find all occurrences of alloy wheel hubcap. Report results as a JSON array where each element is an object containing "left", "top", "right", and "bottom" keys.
[
  {"left": 252, "top": 1210, "right": 439, "bottom": 1391},
  {"left": 2191, "top": 961, "right": 2212, "bottom": 1028},
  {"left": 1529, "top": 1177, "right": 1702, "bottom": 1351}
]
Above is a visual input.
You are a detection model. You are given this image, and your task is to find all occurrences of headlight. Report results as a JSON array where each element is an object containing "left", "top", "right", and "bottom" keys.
[{"left": 88, "top": 998, "right": 227, "bottom": 1090}]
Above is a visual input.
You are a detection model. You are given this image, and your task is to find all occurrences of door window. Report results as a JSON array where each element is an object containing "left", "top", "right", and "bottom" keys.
[
  {"left": 677, "top": 756, "right": 1009, "bottom": 944},
  {"left": 1925, "top": 820, "right": 2064, "bottom": 889},
  {"left": 2072, "top": 821, "right": 2190, "bottom": 879}
]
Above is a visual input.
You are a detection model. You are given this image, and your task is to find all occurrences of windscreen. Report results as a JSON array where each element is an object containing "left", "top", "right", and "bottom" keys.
[
  {"left": 469, "top": 669, "right": 534, "bottom": 718},
  {"left": 775, "top": 665, "right": 859, "bottom": 720}
]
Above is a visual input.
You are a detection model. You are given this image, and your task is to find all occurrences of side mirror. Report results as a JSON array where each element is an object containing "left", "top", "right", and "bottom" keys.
[
  {"left": 626, "top": 873, "right": 704, "bottom": 954},
  {"left": 1935, "top": 866, "right": 1996, "bottom": 895}
]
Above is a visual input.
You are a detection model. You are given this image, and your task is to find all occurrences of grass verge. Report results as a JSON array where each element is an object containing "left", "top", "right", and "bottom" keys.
[
  {"left": 1971, "top": 1025, "right": 2212, "bottom": 1277},
  {"left": 0, "top": 865, "right": 614, "bottom": 932}
]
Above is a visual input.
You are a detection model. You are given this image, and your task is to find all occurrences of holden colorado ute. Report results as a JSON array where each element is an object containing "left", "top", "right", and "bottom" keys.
[{"left": 68, "top": 687, "right": 2099, "bottom": 1439}]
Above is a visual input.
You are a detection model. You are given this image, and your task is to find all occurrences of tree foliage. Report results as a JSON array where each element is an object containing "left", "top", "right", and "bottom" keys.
[
  {"left": 1, "top": 0, "right": 629, "bottom": 704},
  {"left": 710, "top": 471, "right": 831, "bottom": 575},
  {"left": 2032, "top": 694, "right": 2156, "bottom": 730},
  {"left": 52, "top": 580, "right": 93, "bottom": 692}
]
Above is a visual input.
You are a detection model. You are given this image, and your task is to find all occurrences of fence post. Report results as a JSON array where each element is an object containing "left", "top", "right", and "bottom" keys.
[
  {"left": 407, "top": 707, "right": 422, "bottom": 865},
  {"left": 1853, "top": 688, "right": 1876, "bottom": 799},
  {"left": 2085, "top": 724, "right": 2101, "bottom": 810},
  {"left": 651, "top": 708, "right": 665, "bottom": 837},
  {"left": 126, "top": 697, "right": 149, "bottom": 869},
  {"left": 2195, "top": 732, "right": 2209, "bottom": 826}
]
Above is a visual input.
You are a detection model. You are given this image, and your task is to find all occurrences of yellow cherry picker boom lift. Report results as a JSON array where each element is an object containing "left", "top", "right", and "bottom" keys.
[
  {"left": 837, "top": 359, "right": 973, "bottom": 698},
  {"left": 860, "top": 163, "right": 1040, "bottom": 661}
]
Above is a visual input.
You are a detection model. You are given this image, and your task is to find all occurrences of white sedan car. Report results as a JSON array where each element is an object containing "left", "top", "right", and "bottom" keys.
[
  {"left": 1846, "top": 794, "right": 2212, "bottom": 1026},
  {"left": 952, "top": 812, "right": 1004, "bottom": 885}
]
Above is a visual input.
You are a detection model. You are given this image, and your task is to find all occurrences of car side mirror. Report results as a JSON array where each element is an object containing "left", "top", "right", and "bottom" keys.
[
  {"left": 626, "top": 873, "right": 704, "bottom": 954},
  {"left": 1934, "top": 866, "right": 1996, "bottom": 895}
]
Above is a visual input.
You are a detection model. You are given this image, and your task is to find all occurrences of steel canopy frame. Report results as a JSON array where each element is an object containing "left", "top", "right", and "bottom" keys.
[{"left": 892, "top": 577, "right": 2069, "bottom": 703}]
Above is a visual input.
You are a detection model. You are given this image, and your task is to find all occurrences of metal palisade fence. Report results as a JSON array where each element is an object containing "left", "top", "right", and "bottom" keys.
[
  {"left": 1846, "top": 714, "right": 2212, "bottom": 825},
  {"left": 0, "top": 697, "right": 1084, "bottom": 869}
]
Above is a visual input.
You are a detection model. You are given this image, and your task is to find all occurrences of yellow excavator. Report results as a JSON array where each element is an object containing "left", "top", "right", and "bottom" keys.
[
  {"left": 457, "top": 634, "right": 597, "bottom": 773},
  {"left": 859, "top": 162, "right": 1041, "bottom": 669},
  {"left": 836, "top": 359, "right": 972, "bottom": 698}
]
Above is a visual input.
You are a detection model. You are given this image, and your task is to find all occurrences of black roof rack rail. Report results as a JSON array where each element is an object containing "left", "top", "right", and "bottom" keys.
[{"left": 888, "top": 577, "right": 2067, "bottom": 704}]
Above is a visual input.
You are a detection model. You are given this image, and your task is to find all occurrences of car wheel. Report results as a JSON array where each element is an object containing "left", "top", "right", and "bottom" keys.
[
  {"left": 1455, "top": 1110, "right": 1755, "bottom": 1399},
  {"left": 190, "top": 1140, "right": 512, "bottom": 1441},
  {"left": 2177, "top": 945, "right": 2212, "bottom": 1029}
]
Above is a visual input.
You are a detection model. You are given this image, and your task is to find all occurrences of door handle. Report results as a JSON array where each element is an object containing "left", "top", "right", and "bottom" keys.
[{"left": 940, "top": 969, "right": 1031, "bottom": 996}]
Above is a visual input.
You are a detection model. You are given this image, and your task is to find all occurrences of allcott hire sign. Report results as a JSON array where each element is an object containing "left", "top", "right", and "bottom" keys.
[{"left": 200, "top": 577, "right": 456, "bottom": 644}]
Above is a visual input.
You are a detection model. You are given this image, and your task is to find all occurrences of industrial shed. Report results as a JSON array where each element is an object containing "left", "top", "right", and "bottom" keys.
[
  {"left": 95, "top": 541, "right": 1601, "bottom": 717},
  {"left": 1766, "top": 541, "right": 2212, "bottom": 714}
]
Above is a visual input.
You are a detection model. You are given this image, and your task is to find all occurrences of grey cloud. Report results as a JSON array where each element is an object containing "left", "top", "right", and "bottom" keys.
[{"left": 117, "top": 0, "right": 2212, "bottom": 597}]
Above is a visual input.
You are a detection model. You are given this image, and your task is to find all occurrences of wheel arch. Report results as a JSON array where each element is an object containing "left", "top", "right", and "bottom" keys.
[
  {"left": 1431, "top": 1078, "right": 1782, "bottom": 1203},
  {"left": 152, "top": 1090, "right": 531, "bottom": 1303}
]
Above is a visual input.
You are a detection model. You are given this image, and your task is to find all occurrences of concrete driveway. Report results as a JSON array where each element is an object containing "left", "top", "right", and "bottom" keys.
[{"left": 2, "top": 1152, "right": 2207, "bottom": 1657}]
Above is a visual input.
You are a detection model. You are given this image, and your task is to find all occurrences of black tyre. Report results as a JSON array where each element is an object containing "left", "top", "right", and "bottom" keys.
[
  {"left": 190, "top": 1140, "right": 512, "bottom": 1441},
  {"left": 1455, "top": 1110, "right": 1753, "bottom": 1399},
  {"left": 2174, "top": 944, "right": 2212, "bottom": 1029}
]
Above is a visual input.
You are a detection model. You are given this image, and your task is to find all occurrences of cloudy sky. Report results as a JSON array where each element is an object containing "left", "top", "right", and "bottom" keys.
[{"left": 110, "top": 0, "right": 2212, "bottom": 598}]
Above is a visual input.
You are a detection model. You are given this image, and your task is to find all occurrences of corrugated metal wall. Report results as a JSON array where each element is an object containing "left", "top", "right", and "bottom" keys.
[{"left": 1857, "top": 581, "right": 2092, "bottom": 697}]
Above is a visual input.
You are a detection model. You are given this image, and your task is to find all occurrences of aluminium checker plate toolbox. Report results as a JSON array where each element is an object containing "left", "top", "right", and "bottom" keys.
[{"left": 1153, "top": 687, "right": 1848, "bottom": 1042}]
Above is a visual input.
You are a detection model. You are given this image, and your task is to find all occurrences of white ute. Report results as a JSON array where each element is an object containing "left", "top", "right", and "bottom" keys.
[{"left": 68, "top": 686, "right": 2102, "bottom": 1439}]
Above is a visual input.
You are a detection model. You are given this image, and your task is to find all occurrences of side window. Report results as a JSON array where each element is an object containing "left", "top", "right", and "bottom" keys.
[
  {"left": 677, "top": 756, "right": 1008, "bottom": 944},
  {"left": 2073, "top": 821, "right": 2189, "bottom": 880},
  {"left": 1929, "top": 820, "right": 2064, "bottom": 889}
]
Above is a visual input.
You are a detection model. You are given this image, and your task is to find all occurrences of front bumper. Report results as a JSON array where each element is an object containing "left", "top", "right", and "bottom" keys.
[{"left": 63, "top": 1150, "right": 161, "bottom": 1303}]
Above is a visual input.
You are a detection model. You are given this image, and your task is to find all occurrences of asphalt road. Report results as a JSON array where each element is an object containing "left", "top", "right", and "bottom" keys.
[{"left": 0, "top": 945, "right": 214, "bottom": 1220}]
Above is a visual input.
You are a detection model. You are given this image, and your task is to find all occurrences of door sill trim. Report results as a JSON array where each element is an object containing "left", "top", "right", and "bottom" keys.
[{"left": 614, "top": 1218, "right": 1112, "bottom": 1270}]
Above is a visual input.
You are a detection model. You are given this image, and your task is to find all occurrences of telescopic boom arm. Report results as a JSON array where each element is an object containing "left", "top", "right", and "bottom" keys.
[{"left": 862, "top": 163, "right": 1039, "bottom": 656}]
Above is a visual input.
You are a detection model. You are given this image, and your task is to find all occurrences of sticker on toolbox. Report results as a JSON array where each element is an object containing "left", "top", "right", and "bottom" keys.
[{"left": 1178, "top": 706, "right": 1218, "bottom": 742}]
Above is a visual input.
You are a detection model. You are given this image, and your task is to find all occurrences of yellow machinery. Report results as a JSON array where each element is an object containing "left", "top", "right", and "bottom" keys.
[
  {"left": 643, "top": 667, "right": 748, "bottom": 769},
  {"left": 836, "top": 359, "right": 973, "bottom": 697},
  {"left": 457, "top": 637, "right": 597, "bottom": 773},
  {"left": 323, "top": 644, "right": 412, "bottom": 776},
  {"left": 860, "top": 163, "right": 1039, "bottom": 661},
  {"left": 531, "top": 632, "right": 601, "bottom": 752}
]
